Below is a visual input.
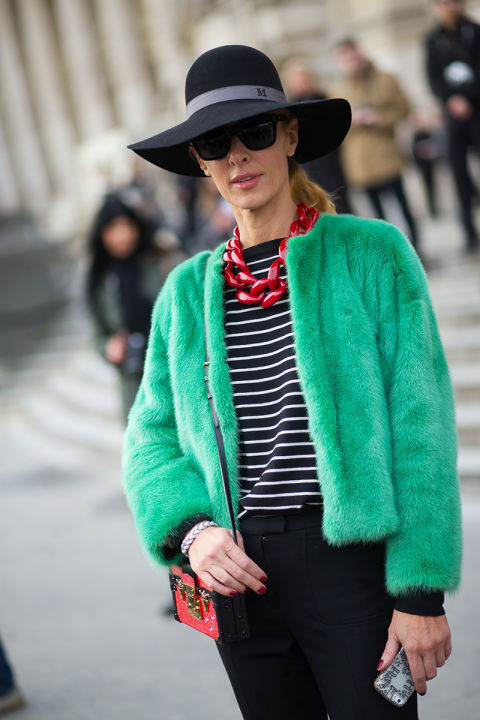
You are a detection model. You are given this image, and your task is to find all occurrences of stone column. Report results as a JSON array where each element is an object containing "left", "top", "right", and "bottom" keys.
[
  {"left": 94, "top": 0, "right": 152, "bottom": 131},
  {"left": 0, "top": 0, "right": 49, "bottom": 212},
  {"left": 53, "top": 0, "right": 114, "bottom": 139},
  {"left": 142, "top": 0, "right": 187, "bottom": 123},
  {"left": 0, "top": 113, "right": 20, "bottom": 214},
  {"left": 17, "top": 0, "right": 76, "bottom": 194},
  {"left": 230, "top": 0, "right": 261, "bottom": 46}
]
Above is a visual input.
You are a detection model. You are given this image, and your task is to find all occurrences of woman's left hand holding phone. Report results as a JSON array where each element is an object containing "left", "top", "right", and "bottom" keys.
[
  {"left": 188, "top": 525, "right": 268, "bottom": 597},
  {"left": 377, "top": 609, "right": 452, "bottom": 696}
]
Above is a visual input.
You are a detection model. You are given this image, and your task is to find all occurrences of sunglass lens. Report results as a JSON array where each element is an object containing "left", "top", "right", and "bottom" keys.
[
  {"left": 194, "top": 128, "right": 229, "bottom": 160},
  {"left": 239, "top": 119, "right": 276, "bottom": 150}
]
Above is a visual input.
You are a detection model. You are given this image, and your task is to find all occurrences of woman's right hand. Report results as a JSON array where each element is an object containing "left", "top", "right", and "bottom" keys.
[
  {"left": 447, "top": 94, "right": 473, "bottom": 121},
  {"left": 188, "top": 526, "right": 268, "bottom": 597},
  {"left": 105, "top": 331, "right": 129, "bottom": 365}
]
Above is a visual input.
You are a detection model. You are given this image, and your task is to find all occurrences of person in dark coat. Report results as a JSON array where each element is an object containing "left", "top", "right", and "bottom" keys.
[
  {"left": 284, "top": 62, "right": 353, "bottom": 214},
  {"left": 0, "top": 635, "right": 25, "bottom": 715},
  {"left": 426, "top": 0, "right": 480, "bottom": 251},
  {"left": 86, "top": 193, "right": 185, "bottom": 422}
]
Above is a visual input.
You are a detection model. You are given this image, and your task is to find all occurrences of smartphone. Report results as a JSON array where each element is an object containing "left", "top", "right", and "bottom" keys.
[{"left": 374, "top": 647, "right": 416, "bottom": 707}]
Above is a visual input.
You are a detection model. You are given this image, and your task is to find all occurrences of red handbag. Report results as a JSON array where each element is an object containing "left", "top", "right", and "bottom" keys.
[
  {"left": 168, "top": 259, "right": 250, "bottom": 644},
  {"left": 169, "top": 562, "right": 249, "bottom": 643}
]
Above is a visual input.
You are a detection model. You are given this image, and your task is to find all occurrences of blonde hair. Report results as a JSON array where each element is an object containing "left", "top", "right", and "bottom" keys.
[{"left": 288, "top": 157, "right": 336, "bottom": 215}]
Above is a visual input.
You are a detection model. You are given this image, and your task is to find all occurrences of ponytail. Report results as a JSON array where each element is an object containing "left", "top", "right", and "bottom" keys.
[{"left": 288, "top": 157, "right": 336, "bottom": 215}]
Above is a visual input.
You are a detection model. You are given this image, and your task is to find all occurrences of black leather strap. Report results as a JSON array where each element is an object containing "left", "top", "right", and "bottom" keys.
[{"left": 203, "top": 258, "right": 239, "bottom": 545}]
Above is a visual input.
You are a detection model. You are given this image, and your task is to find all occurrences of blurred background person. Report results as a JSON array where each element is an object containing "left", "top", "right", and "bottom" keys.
[
  {"left": 334, "top": 38, "right": 422, "bottom": 257},
  {"left": 86, "top": 192, "right": 185, "bottom": 423},
  {"left": 176, "top": 175, "right": 201, "bottom": 255},
  {"left": 426, "top": 0, "right": 480, "bottom": 252},
  {"left": 121, "top": 156, "right": 167, "bottom": 237},
  {"left": 0, "top": 635, "right": 25, "bottom": 715},
  {"left": 284, "top": 61, "right": 353, "bottom": 214},
  {"left": 192, "top": 178, "right": 236, "bottom": 253},
  {"left": 410, "top": 109, "right": 446, "bottom": 219},
  {"left": 174, "top": 177, "right": 235, "bottom": 256}
]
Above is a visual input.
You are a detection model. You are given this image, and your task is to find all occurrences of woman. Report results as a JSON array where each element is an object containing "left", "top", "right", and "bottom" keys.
[
  {"left": 87, "top": 193, "right": 181, "bottom": 422},
  {"left": 122, "top": 45, "right": 462, "bottom": 719}
]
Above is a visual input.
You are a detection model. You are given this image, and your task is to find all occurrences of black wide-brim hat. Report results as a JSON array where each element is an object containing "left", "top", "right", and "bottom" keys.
[{"left": 128, "top": 45, "right": 352, "bottom": 177}]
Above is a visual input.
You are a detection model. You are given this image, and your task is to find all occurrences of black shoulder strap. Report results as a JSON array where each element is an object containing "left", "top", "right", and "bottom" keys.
[{"left": 203, "top": 257, "right": 239, "bottom": 545}]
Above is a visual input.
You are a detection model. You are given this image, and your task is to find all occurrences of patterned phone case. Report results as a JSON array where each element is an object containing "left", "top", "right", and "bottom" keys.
[{"left": 374, "top": 647, "right": 416, "bottom": 707}]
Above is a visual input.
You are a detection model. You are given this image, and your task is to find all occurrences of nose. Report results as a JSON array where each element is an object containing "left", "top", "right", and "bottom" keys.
[{"left": 228, "top": 133, "right": 249, "bottom": 162}]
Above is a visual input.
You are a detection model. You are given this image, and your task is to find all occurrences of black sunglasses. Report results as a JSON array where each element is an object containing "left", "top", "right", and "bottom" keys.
[{"left": 192, "top": 114, "right": 288, "bottom": 161}]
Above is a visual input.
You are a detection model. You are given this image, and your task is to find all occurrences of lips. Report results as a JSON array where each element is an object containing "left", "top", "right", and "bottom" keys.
[{"left": 231, "top": 173, "right": 260, "bottom": 189}]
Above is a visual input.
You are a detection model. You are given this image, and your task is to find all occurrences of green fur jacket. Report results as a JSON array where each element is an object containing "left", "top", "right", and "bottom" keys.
[{"left": 122, "top": 213, "right": 462, "bottom": 597}]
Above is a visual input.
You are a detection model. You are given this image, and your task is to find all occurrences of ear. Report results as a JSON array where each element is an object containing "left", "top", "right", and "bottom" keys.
[
  {"left": 199, "top": 157, "right": 211, "bottom": 176},
  {"left": 285, "top": 118, "right": 299, "bottom": 157},
  {"left": 189, "top": 143, "right": 210, "bottom": 175}
]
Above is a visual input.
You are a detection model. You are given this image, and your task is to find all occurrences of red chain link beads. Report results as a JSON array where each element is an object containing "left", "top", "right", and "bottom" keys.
[{"left": 223, "top": 203, "right": 319, "bottom": 308}]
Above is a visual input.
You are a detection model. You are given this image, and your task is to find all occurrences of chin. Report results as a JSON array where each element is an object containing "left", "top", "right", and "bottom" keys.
[{"left": 229, "top": 191, "right": 273, "bottom": 212}]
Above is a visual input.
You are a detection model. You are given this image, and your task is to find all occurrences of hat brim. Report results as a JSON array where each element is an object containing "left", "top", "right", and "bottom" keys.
[{"left": 128, "top": 98, "right": 351, "bottom": 177}]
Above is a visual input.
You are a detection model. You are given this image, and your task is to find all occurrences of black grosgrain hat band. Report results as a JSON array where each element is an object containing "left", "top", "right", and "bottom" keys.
[
  {"left": 186, "top": 85, "right": 287, "bottom": 118},
  {"left": 128, "top": 44, "right": 352, "bottom": 177}
]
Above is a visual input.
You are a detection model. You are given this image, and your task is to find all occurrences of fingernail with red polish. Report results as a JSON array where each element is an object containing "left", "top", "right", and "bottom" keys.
[
  {"left": 230, "top": 590, "right": 238, "bottom": 596},
  {"left": 261, "top": 576, "right": 268, "bottom": 583},
  {"left": 420, "top": 692, "right": 426, "bottom": 697},
  {"left": 376, "top": 660, "right": 385, "bottom": 671},
  {"left": 258, "top": 587, "right": 267, "bottom": 594}
]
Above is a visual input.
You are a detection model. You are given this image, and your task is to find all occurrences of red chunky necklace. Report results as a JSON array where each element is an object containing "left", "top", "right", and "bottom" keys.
[{"left": 223, "top": 203, "right": 319, "bottom": 308}]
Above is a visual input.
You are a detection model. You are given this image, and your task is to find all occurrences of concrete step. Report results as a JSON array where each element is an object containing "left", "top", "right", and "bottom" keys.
[
  {"left": 436, "top": 311, "right": 480, "bottom": 330},
  {"left": 458, "top": 447, "right": 480, "bottom": 479},
  {"left": 455, "top": 387, "right": 480, "bottom": 403},
  {"left": 430, "top": 282, "right": 480, "bottom": 302},
  {"left": 455, "top": 404, "right": 480, "bottom": 446},
  {"left": 429, "top": 265, "right": 480, "bottom": 284},
  {"left": 456, "top": 404, "right": 480, "bottom": 425},
  {"left": 446, "top": 351, "right": 480, "bottom": 366},
  {"left": 0, "top": 348, "right": 119, "bottom": 403},
  {"left": 65, "top": 350, "right": 120, "bottom": 386},
  {"left": 450, "top": 364, "right": 480, "bottom": 406},
  {"left": 441, "top": 326, "right": 480, "bottom": 350},
  {"left": 457, "top": 429, "right": 480, "bottom": 447},
  {"left": 2, "top": 408, "right": 96, "bottom": 476},
  {"left": 17, "top": 391, "right": 123, "bottom": 454},
  {"left": 47, "top": 372, "right": 121, "bottom": 421},
  {"left": 437, "top": 324, "right": 480, "bottom": 365}
]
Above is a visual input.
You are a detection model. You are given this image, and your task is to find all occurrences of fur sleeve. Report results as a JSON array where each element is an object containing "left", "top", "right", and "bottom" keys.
[
  {"left": 122, "top": 277, "right": 213, "bottom": 566},
  {"left": 377, "top": 226, "right": 462, "bottom": 595}
]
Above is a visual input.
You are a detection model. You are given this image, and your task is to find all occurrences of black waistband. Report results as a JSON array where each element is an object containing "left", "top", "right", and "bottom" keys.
[{"left": 239, "top": 506, "right": 324, "bottom": 535}]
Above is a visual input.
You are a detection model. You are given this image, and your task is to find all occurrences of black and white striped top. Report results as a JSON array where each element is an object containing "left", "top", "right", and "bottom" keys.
[{"left": 223, "top": 236, "right": 323, "bottom": 520}]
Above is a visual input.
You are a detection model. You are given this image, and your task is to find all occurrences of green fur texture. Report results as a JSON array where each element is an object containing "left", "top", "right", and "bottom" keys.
[{"left": 122, "top": 213, "right": 462, "bottom": 596}]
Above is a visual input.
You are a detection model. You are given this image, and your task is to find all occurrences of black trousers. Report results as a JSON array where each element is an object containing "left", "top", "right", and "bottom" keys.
[
  {"left": 445, "top": 112, "right": 480, "bottom": 247},
  {"left": 216, "top": 508, "right": 418, "bottom": 720},
  {"left": 364, "top": 176, "right": 419, "bottom": 250}
]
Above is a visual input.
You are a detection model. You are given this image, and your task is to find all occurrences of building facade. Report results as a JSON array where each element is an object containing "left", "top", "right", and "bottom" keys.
[{"left": 1, "top": 0, "right": 479, "bottom": 236}]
